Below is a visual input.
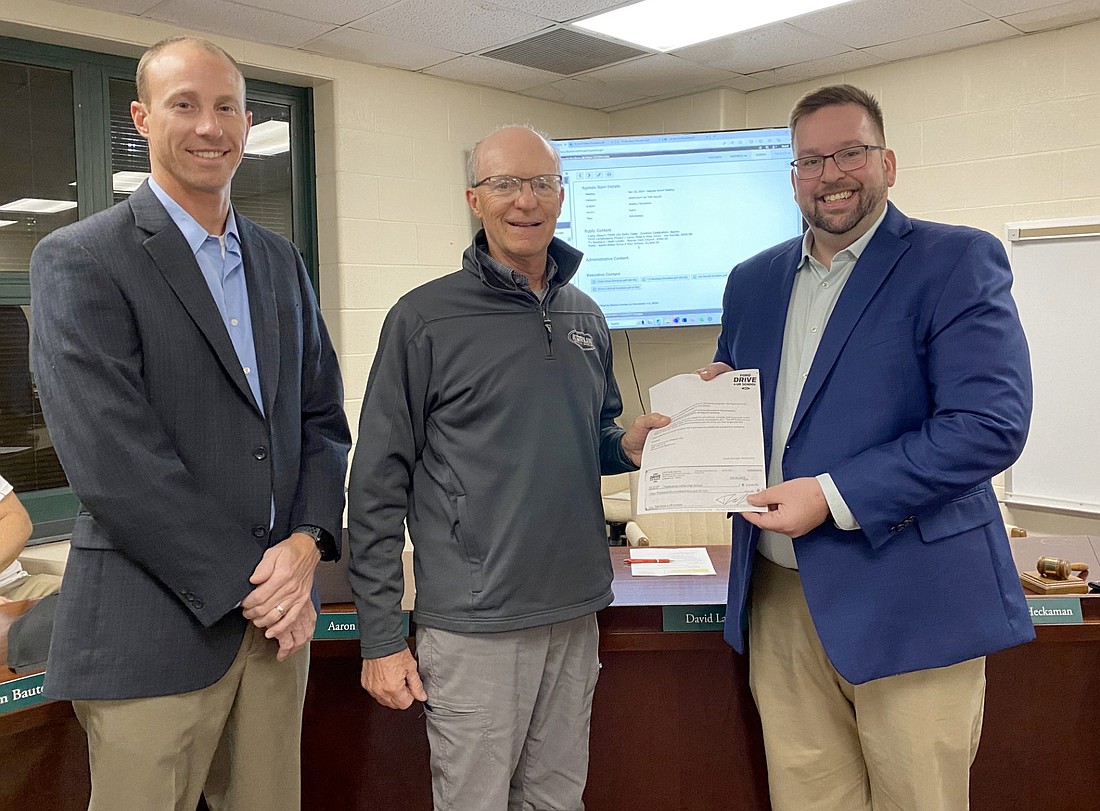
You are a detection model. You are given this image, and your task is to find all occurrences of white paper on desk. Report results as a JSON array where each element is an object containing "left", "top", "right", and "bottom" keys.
[
  {"left": 639, "top": 371, "right": 767, "bottom": 514},
  {"left": 628, "top": 547, "right": 716, "bottom": 577}
]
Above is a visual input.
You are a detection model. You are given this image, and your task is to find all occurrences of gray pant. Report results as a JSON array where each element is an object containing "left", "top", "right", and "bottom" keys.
[{"left": 416, "top": 613, "right": 600, "bottom": 811}]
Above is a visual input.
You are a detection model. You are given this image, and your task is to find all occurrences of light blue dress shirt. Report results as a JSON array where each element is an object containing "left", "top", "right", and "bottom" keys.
[
  {"left": 758, "top": 206, "right": 889, "bottom": 569},
  {"left": 147, "top": 177, "right": 263, "bottom": 415}
]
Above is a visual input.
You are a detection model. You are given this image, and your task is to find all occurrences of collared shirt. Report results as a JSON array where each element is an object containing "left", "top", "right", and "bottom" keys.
[
  {"left": 147, "top": 178, "right": 263, "bottom": 415},
  {"left": 478, "top": 240, "right": 558, "bottom": 303},
  {"left": 758, "top": 206, "right": 889, "bottom": 569}
]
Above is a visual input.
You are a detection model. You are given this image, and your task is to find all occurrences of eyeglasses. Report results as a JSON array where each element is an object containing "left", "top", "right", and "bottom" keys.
[
  {"left": 472, "top": 174, "right": 563, "bottom": 199},
  {"left": 790, "top": 145, "right": 886, "bottom": 179}
]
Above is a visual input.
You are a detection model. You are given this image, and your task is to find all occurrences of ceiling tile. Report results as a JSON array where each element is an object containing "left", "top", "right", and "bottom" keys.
[
  {"left": 1002, "top": 0, "right": 1100, "bottom": 32},
  {"left": 54, "top": 0, "right": 161, "bottom": 13},
  {"left": 522, "top": 76, "right": 651, "bottom": 110},
  {"left": 716, "top": 74, "right": 778, "bottom": 92},
  {"left": 423, "top": 55, "right": 564, "bottom": 92},
  {"left": 235, "top": 0, "right": 393, "bottom": 27},
  {"left": 791, "top": 0, "right": 989, "bottom": 49},
  {"left": 964, "top": 0, "right": 1059, "bottom": 14},
  {"left": 487, "top": 0, "right": 627, "bottom": 24},
  {"left": 144, "top": 0, "right": 334, "bottom": 48},
  {"left": 301, "top": 27, "right": 460, "bottom": 71},
  {"left": 751, "top": 48, "right": 885, "bottom": 86},
  {"left": 864, "top": 18, "right": 1020, "bottom": 60},
  {"left": 352, "top": 0, "right": 552, "bottom": 54},
  {"left": 576, "top": 54, "right": 737, "bottom": 97},
  {"left": 673, "top": 22, "right": 850, "bottom": 74}
]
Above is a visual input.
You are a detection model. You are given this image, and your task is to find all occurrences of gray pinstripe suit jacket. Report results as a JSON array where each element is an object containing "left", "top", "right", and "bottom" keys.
[{"left": 30, "top": 182, "right": 350, "bottom": 700}]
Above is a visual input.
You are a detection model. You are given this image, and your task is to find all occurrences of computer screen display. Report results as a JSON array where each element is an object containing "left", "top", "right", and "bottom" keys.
[{"left": 553, "top": 128, "right": 803, "bottom": 330}]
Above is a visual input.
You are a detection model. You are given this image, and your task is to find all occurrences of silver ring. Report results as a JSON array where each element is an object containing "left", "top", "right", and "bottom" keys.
[{"left": 275, "top": 604, "right": 285, "bottom": 616}]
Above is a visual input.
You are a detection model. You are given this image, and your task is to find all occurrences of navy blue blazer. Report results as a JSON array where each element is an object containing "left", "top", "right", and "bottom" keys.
[
  {"left": 715, "top": 202, "right": 1035, "bottom": 684},
  {"left": 31, "top": 183, "right": 351, "bottom": 699}
]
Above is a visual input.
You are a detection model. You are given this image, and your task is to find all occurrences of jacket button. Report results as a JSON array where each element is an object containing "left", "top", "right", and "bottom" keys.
[
  {"left": 193, "top": 599, "right": 204, "bottom": 609},
  {"left": 253, "top": 446, "right": 268, "bottom": 460},
  {"left": 252, "top": 525, "right": 267, "bottom": 539}
]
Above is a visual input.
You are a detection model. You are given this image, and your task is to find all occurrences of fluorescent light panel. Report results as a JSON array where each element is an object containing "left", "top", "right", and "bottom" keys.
[
  {"left": 575, "top": 0, "right": 854, "bottom": 52},
  {"left": 112, "top": 171, "right": 151, "bottom": 193},
  {"left": 245, "top": 120, "right": 290, "bottom": 156},
  {"left": 0, "top": 198, "right": 78, "bottom": 214}
]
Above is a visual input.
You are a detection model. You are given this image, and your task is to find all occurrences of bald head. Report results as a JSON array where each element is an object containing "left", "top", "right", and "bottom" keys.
[{"left": 467, "top": 125, "right": 561, "bottom": 185}]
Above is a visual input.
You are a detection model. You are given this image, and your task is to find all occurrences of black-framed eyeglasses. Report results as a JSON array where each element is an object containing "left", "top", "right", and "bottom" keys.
[
  {"left": 790, "top": 145, "right": 886, "bottom": 179},
  {"left": 472, "top": 174, "right": 563, "bottom": 198}
]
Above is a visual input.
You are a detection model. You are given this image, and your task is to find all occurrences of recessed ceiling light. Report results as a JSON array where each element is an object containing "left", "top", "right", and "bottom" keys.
[
  {"left": 0, "top": 198, "right": 78, "bottom": 214},
  {"left": 575, "top": 0, "right": 854, "bottom": 52},
  {"left": 113, "top": 171, "right": 151, "bottom": 193},
  {"left": 0, "top": 219, "right": 17, "bottom": 228},
  {"left": 245, "top": 120, "right": 290, "bottom": 156}
]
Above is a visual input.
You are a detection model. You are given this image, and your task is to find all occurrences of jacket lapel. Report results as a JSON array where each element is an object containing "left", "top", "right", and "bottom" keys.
[
  {"left": 239, "top": 218, "right": 281, "bottom": 416},
  {"left": 130, "top": 183, "right": 264, "bottom": 415},
  {"left": 788, "top": 203, "right": 912, "bottom": 440},
  {"left": 760, "top": 245, "right": 802, "bottom": 455}
]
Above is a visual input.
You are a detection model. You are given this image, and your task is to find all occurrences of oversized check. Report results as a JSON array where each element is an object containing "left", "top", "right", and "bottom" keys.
[{"left": 638, "top": 370, "right": 767, "bottom": 513}]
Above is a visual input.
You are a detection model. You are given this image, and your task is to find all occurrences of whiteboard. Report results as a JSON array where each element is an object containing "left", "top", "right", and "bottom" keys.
[{"left": 1004, "top": 218, "right": 1100, "bottom": 516}]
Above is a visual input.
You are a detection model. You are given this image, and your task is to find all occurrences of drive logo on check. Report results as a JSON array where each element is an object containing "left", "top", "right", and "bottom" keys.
[{"left": 568, "top": 329, "right": 595, "bottom": 351}]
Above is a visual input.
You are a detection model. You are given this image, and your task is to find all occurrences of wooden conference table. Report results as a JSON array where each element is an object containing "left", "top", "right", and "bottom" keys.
[{"left": 3, "top": 543, "right": 1099, "bottom": 810}]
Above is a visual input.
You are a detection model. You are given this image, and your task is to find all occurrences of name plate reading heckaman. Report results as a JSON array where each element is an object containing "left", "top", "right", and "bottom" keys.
[{"left": 1027, "top": 598, "right": 1083, "bottom": 625}]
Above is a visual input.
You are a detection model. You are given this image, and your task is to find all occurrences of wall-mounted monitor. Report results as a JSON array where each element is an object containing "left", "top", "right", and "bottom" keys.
[{"left": 553, "top": 128, "right": 803, "bottom": 330}]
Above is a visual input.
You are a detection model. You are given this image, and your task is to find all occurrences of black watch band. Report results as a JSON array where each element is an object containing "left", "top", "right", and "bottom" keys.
[{"left": 295, "top": 524, "right": 338, "bottom": 562}]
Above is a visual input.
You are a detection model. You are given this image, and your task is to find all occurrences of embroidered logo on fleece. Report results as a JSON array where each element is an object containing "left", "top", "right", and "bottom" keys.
[{"left": 568, "top": 329, "right": 595, "bottom": 351}]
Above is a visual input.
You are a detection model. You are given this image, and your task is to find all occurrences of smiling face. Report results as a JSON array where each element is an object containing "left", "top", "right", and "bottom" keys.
[
  {"left": 466, "top": 127, "right": 564, "bottom": 282},
  {"left": 131, "top": 41, "right": 251, "bottom": 229},
  {"left": 791, "top": 103, "right": 896, "bottom": 258}
]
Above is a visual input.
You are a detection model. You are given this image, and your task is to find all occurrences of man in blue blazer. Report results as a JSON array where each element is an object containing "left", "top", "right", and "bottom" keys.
[
  {"left": 30, "top": 38, "right": 350, "bottom": 809},
  {"left": 699, "top": 85, "right": 1033, "bottom": 810}
]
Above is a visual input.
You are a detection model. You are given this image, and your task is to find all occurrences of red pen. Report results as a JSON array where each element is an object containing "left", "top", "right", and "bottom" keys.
[{"left": 625, "top": 558, "right": 671, "bottom": 564}]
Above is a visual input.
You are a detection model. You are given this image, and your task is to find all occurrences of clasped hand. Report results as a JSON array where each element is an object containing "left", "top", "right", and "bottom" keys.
[{"left": 241, "top": 531, "right": 320, "bottom": 661}]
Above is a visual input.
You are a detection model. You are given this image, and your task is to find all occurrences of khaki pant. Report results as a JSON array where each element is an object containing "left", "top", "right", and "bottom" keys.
[
  {"left": 749, "top": 556, "right": 985, "bottom": 811},
  {"left": 417, "top": 614, "right": 600, "bottom": 811},
  {"left": 0, "top": 572, "right": 62, "bottom": 601},
  {"left": 74, "top": 622, "right": 309, "bottom": 811}
]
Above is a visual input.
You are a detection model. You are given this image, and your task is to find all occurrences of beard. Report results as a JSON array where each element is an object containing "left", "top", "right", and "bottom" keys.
[{"left": 803, "top": 176, "right": 888, "bottom": 236}]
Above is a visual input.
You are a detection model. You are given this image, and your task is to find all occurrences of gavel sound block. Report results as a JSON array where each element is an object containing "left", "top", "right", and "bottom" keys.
[{"left": 1019, "top": 556, "right": 1090, "bottom": 595}]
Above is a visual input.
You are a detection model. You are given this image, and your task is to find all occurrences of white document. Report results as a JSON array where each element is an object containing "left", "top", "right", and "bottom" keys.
[
  {"left": 639, "top": 371, "right": 767, "bottom": 514},
  {"left": 627, "top": 547, "right": 716, "bottom": 577}
]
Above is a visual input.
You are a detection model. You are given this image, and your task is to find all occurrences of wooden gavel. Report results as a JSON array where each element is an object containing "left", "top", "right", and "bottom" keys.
[{"left": 1036, "top": 556, "right": 1089, "bottom": 581}]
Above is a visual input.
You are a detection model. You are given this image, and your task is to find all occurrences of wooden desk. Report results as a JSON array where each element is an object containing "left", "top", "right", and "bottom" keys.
[
  {"left": 0, "top": 600, "right": 89, "bottom": 811},
  {"left": 4, "top": 546, "right": 1099, "bottom": 811},
  {"left": 303, "top": 546, "right": 1100, "bottom": 811}
]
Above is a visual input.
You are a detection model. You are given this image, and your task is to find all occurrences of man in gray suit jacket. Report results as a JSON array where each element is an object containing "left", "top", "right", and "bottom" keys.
[{"left": 29, "top": 37, "right": 350, "bottom": 810}]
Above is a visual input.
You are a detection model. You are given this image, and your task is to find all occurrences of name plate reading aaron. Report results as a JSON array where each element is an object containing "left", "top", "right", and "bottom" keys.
[
  {"left": 315, "top": 612, "right": 410, "bottom": 639},
  {"left": 0, "top": 672, "right": 47, "bottom": 716},
  {"left": 1027, "top": 597, "right": 1083, "bottom": 625},
  {"left": 662, "top": 605, "right": 726, "bottom": 632}
]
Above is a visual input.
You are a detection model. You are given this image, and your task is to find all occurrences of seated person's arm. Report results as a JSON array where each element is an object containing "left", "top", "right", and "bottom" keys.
[{"left": 0, "top": 488, "right": 33, "bottom": 571}]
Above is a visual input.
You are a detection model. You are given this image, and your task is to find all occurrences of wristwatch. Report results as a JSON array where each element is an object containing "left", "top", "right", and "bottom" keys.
[{"left": 295, "top": 524, "right": 339, "bottom": 562}]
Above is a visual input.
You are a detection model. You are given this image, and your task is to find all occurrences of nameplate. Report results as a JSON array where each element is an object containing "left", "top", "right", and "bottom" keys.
[
  {"left": 0, "top": 672, "right": 47, "bottom": 716},
  {"left": 315, "top": 612, "right": 410, "bottom": 639},
  {"left": 1027, "top": 597, "right": 1083, "bottom": 625},
  {"left": 662, "top": 605, "right": 726, "bottom": 632}
]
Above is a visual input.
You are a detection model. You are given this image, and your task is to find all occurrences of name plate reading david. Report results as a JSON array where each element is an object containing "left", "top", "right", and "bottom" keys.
[
  {"left": 315, "top": 612, "right": 410, "bottom": 639},
  {"left": 1028, "top": 597, "right": 1083, "bottom": 625},
  {"left": 662, "top": 605, "right": 726, "bottom": 632},
  {"left": 0, "top": 672, "right": 47, "bottom": 716}
]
